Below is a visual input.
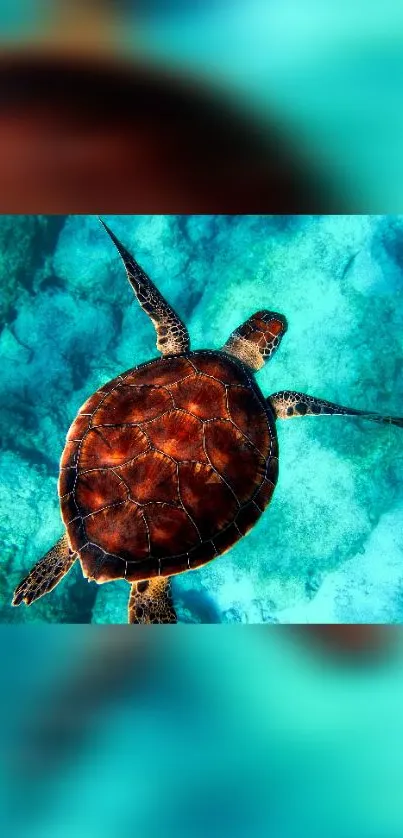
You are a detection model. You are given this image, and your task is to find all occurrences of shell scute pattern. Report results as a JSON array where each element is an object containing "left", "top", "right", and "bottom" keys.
[
  {"left": 94, "top": 384, "right": 173, "bottom": 425},
  {"left": 60, "top": 351, "right": 278, "bottom": 582}
]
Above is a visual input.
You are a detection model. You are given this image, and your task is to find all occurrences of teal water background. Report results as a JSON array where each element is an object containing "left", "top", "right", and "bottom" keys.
[
  {"left": 1, "top": 214, "right": 402, "bottom": 623},
  {"left": 2, "top": 625, "right": 403, "bottom": 838}
]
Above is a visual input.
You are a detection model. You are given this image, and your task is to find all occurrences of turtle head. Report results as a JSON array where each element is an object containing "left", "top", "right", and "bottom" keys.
[{"left": 222, "top": 310, "right": 288, "bottom": 371}]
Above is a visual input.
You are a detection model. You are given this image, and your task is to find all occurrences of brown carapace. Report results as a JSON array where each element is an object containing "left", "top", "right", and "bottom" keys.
[
  {"left": 59, "top": 351, "right": 278, "bottom": 587},
  {"left": 12, "top": 220, "right": 403, "bottom": 623}
]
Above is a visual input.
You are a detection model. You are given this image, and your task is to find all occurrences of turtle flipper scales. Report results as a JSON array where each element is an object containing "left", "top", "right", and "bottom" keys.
[
  {"left": 12, "top": 534, "right": 76, "bottom": 607},
  {"left": 128, "top": 577, "right": 177, "bottom": 624},
  {"left": 269, "top": 390, "right": 403, "bottom": 427},
  {"left": 99, "top": 219, "right": 190, "bottom": 356}
]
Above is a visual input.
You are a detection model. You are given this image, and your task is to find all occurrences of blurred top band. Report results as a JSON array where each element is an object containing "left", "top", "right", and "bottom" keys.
[{"left": 0, "top": 51, "right": 340, "bottom": 213}]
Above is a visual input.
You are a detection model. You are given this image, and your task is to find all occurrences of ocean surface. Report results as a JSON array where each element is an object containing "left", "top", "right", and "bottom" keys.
[{"left": 1, "top": 214, "right": 402, "bottom": 623}]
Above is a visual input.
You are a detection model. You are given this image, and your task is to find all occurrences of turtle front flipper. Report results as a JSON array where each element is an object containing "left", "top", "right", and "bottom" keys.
[
  {"left": 222, "top": 310, "right": 287, "bottom": 371},
  {"left": 99, "top": 218, "right": 190, "bottom": 356},
  {"left": 268, "top": 390, "right": 403, "bottom": 428},
  {"left": 128, "top": 578, "right": 177, "bottom": 624},
  {"left": 12, "top": 534, "right": 76, "bottom": 607}
]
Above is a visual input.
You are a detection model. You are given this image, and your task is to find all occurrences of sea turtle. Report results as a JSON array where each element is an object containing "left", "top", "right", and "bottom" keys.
[{"left": 12, "top": 220, "right": 403, "bottom": 623}]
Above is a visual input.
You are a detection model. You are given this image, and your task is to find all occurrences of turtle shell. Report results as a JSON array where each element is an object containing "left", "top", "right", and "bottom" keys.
[{"left": 59, "top": 351, "right": 278, "bottom": 583}]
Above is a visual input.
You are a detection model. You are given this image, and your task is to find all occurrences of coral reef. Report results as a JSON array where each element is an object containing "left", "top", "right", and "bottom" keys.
[
  {"left": 1, "top": 214, "right": 402, "bottom": 622},
  {"left": 0, "top": 215, "right": 65, "bottom": 324}
]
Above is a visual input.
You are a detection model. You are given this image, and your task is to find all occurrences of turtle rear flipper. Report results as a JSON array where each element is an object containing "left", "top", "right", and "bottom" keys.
[
  {"left": 12, "top": 534, "right": 76, "bottom": 607},
  {"left": 269, "top": 391, "right": 403, "bottom": 427},
  {"left": 128, "top": 577, "right": 177, "bottom": 624}
]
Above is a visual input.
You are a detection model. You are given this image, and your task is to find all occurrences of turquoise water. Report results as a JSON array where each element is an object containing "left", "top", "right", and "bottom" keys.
[
  {"left": 1, "top": 214, "right": 402, "bottom": 623},
  {"left": 2, "top": 626, "right": 403, "bottom": 838},
  {"left": 140, "top": 2, "right": 403, "bottom": 209}
]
